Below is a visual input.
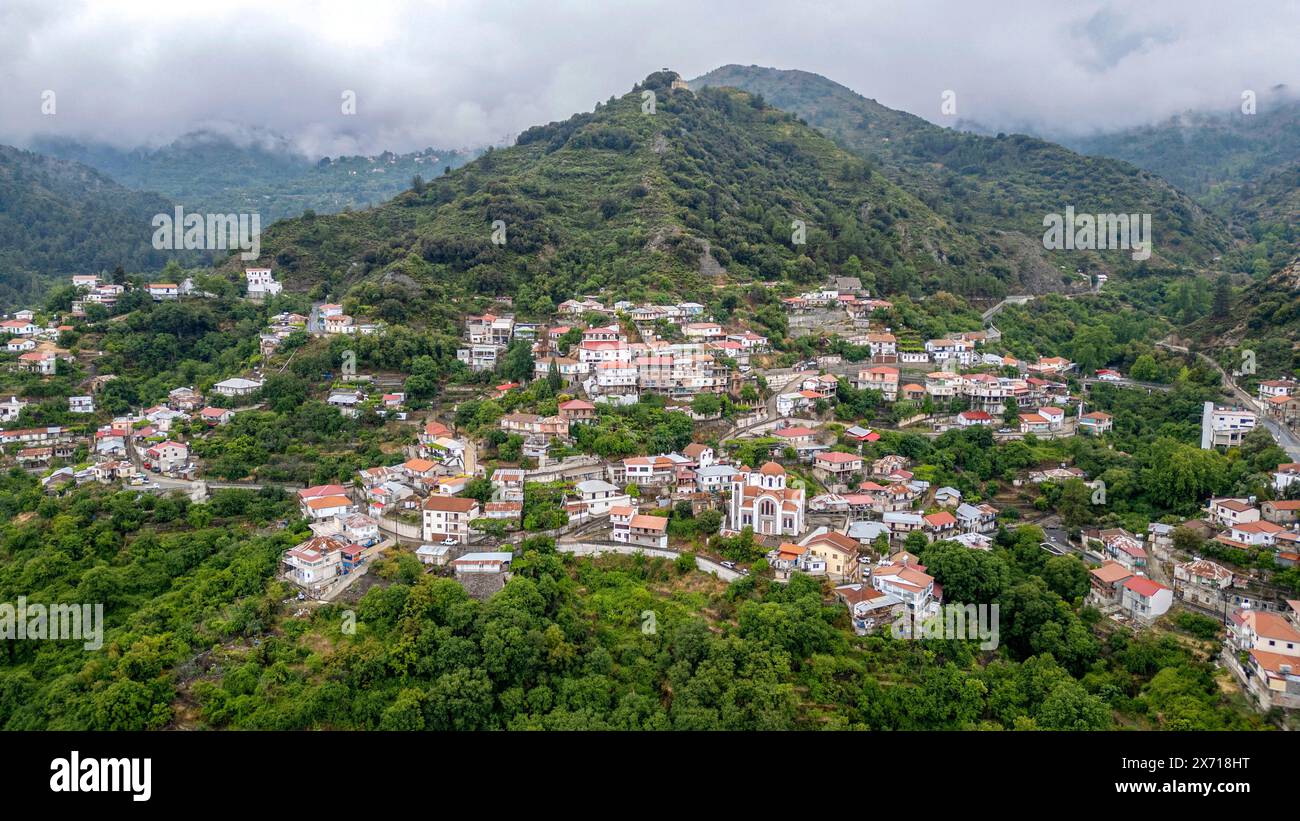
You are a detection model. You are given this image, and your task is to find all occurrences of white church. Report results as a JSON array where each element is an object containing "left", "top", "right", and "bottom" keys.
[{"left": 727, "top": 461, "right": 806, "bottom": 537}]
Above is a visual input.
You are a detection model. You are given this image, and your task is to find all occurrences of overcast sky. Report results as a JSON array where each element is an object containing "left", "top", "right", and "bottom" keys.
[{"left": 1, "top": 0, "right": 1295, "bottom": 157}]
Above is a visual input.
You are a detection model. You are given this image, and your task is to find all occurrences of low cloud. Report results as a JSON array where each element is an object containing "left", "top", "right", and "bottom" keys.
[{"left": 0, "top": 0, "right": 1294, "bottom": 156}]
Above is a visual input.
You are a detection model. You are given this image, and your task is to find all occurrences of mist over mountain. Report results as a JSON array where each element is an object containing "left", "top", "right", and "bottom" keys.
[
  {"left": 32, "top": 131, "right": 483, "bottom": 223},
  {"left": 692, "top": 65, "right": 1235, "bottom": 276},
  {"left": 1059, "top": 91, "right": 1300, "bottom": 199},
  {"left": 0, "top": 145, "right": 199, "bottom": 309}
]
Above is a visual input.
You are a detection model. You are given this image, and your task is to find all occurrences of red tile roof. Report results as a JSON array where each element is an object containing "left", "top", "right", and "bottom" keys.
[{"left": 1122, "top": 576, "right": 1169, "bottom": 598}]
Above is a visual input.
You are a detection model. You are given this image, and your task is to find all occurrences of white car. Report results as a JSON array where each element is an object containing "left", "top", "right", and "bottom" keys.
[{"left": 440, "top": 537, "right": 458, "bottom": 546}]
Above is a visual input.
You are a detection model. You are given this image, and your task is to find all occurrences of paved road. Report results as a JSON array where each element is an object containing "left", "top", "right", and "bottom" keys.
[
  {"left": 721, "top": 370, "right": 811, "bottom": 442},
  {"left": 979, "top": 288, "right": 1095, "bottom": 324},
  {"left": 981, "top": 295, "right": 1035, "bottom": 323},
  {"left": 1159, "top": 339, "right": 1300, "bottom": 460}
]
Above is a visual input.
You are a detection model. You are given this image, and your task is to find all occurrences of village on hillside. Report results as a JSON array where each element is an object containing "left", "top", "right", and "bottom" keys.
[{"left": 2, "top": 265, "right": 1298, "bottom": 718}]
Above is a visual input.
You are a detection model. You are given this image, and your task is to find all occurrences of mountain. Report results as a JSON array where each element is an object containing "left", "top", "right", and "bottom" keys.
[
  {"left": 32, "top": 131, "right": 482, "bottom": 224},
  {"left": 1063, "top": 95, "right": 1300, "bottom": 269},
  {"left": 691, "top": 65, "right": 1236, "bottom": 278},
  {"left": 229, "top": 71, "right": 1056, "bottom": 307},
  {"left": 0, "top": 145, "right": 192, "bottom": 309},
  {"left": 1061, "top": 94, "right": 1300, "bottom": 202},
  {"left": 1185, "top": 257, "right": 1300, "bottom": 380}
]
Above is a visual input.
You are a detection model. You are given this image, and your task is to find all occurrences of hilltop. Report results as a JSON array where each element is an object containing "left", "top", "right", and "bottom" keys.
[
  {"left": 691, "top": 65, "right": 1235, "bottom": 277},
  {"left": 233, "top": 71, "right": 1114, "bottom": 309}
]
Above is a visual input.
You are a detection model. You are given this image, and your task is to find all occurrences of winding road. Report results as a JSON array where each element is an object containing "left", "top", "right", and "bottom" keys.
[{"left": 1157, "top": 339, "right": 1300, "bottom": 460}]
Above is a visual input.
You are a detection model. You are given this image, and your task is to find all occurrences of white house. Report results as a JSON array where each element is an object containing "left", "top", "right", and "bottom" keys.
[
  {"left": 18, "top": 351, "right": 57, "bottom": 375},
  {"left": 1207, "top": 497, "right": 1260, "bottom": 528},
  {"left": 303, "top": 494, "right": 355, "bottom": 520},
  {"left": 0, "top": 319, "right": 38, "bottom": 337},
  {"left": 147, "top": 283, "right": 180, "bottom": 300},
  {"left": 245, "top": 267, "right": 284, "bottom": 299},
  {"left": 421, "top": 494, "right": 481, "bottom": 544},
  {"left": 452, "top": 552, "right": 514, "bottom": 575},
  {"left": 573, "top": 479, "right": 630, "bottom": 518},
  {"left": 870, "top": 561, "right": 937, "bottom": 616},
  {"left": 144, "top": 440, "right": 189, "bottom": 473},
  {"left": 283, "top": 536, "right": 348, "bottom": 595},
  {"left": 0, "top": 396, "right": 27, "bottom": 423},
  {"left": 611, "top": 509, "right": 669, "bottom": 548},
  {"left": 1078, "top": 411, "right": 1113, "bottom": 435},
  {"left": 694, "top": 463, "right": 738, "bottom": 493},
  {"left": 1274, "top": 463, "right": 1300, "bottom": 494},
  {"left": 1201, "top": 402, "right": 1256, "bottom": 449},
  {"left": 212, "top": 377, "right": 263, "bottom": 397},
  {"left": 956, "top": 410, "right": 994, "bottom": 427},
  {"left": 1120, "top": 576, "right": 1173, "bottom": 622}
]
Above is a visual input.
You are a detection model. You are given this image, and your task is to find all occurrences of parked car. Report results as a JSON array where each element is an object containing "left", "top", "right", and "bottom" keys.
[
  {"left": 720, "top": 560, "right": 736, "bottom": 569},
  {"left": 440, "top": 537, "right": 458, "bottom": 546}
]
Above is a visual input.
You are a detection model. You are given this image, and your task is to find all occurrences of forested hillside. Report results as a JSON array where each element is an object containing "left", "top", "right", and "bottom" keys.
[
  {"left": 1062, "top": 96, "right": 1300, "bottom": 274},
  {"left": 1064, "top": 96, "right": 1300, "bottom": 201},
  {"left": 236, "top": 71, "right": 1095, "bottom": 311},
  {"left": 33, "top": 132, "right": 481, "bottom": 224},
  {"left": 0, "top": 146, "right": 196, "bottom": 309},
  {"left": 692, "top": 65, "right": 1236, "bottom": 280}
]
